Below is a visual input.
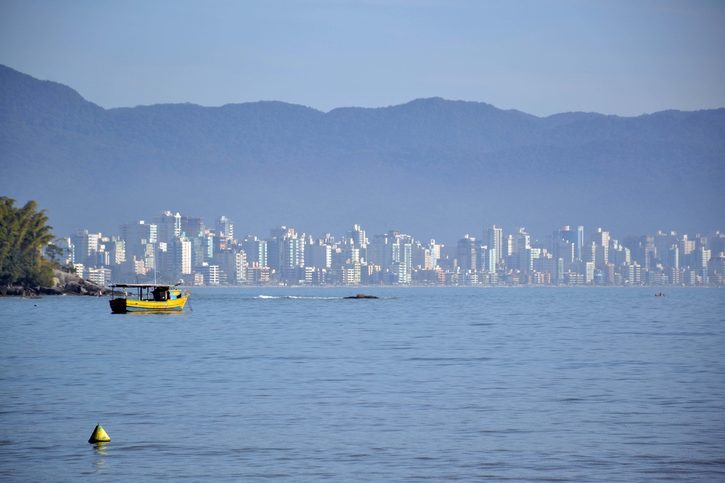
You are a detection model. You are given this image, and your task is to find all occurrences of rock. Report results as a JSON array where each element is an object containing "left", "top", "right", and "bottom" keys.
[
  {"left": 1, "top": 286, "right": 24, "bottom": 296},
  {"left": 0, "top": 269, "right": 107, "bottom": 297},
  {"left": 51, "top": 269, "right": 106, "bottom": 296}
]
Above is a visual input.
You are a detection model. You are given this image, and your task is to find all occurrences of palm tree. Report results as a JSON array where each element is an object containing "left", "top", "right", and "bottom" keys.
[{"left": 0, "top": 197, "right": 56, "bottom": 289}]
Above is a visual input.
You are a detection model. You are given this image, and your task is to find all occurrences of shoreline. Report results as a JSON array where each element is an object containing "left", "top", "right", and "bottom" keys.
[{"left": 0, "top": 269, "right": 106, "bottom": 297}]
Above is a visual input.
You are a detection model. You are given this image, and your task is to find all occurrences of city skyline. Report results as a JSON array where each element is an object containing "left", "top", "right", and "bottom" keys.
[{"left": 55, "top": 208, "right": 725, "bottom": 287}]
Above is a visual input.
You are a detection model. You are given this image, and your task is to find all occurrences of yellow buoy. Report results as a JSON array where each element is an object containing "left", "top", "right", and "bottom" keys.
[{"left": 88, "top": 424, "right": 111, "bottom": 444}]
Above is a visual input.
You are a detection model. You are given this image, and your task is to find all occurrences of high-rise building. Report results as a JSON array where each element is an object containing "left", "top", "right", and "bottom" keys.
[
  {"left": 213, "top": 250, "right": 239, "bottom": 285},
  {"left": 457, "top": 235, "right": 477, "bottom": 272},
  {"left": 576, "top": 225, "right": 585, "bottom": 261},
  {"left": 306, "top": 241, "right": 332, "bottom": 269},
  {"left": 392, "top": 234, "right": 413, "bottom": 284},
  {"left": 242, "top": 236, "right": 267, "bottom": 267},
  {"left": 585, "top": 262, "right": 595, "bottom": 284},
  {"left": 267, "top": 226, "right": 295, "bottom": 273},
  {"left": 216, "top": 216, "right": 234, "bottom": 241},
  {"left": 342, "top": 262, "right": 362, "bottom": 285},
  {"left": 642, "top": 235, "right": 656, "bottom": 271},
  {"left": 553, "top": 231, "right": 576, "bottom": 270},
  {"left": 109, "top": 238, "right": 126, "bottom": 265},
  {"left": 282, "top": 236, "right": 304, "bottom": 270},
  {"left": 557, "top": 225, "right": 583, "bottom": 261},
  {"left": 350, "top": 224, "right": 367, "bottom": 247},
  {"left": 514, "top": 228, "right": 531, "bottom": 254},
  {"left": 429, "top": 239, "right": 442, "bottom": 268},
  {"left": 235, "top": 251, "right": 247, "bottom": 285},
  {"left": 181, "top": 216, "right": 204, "bottom": 238},
  {"left": 169, "top": 236, "right": 192, "bottom": 277},
  {"left": 484, "top": 247, "right": 497, "bottom": 274},
  {"left": 120, "top": 220, "right": 157, "bottom": 264},
  {"left": 655, "top": 230, "right": 677, "bottom": 266},
  {"left": 156, "top": 211, "right": 181, "bottom": 244},
  {"left": 202, "top": 264, "right": 220, "bottom": 285},
  {"left": 368, "top": 233, "right": 393, "bottom": 271},
  {"left": 70, "top": 230, "right": 100, "bottom": 265},
  {"left": 592, "top": 227, "right": 610, "bottom": 268},
  {"left": 487, "top": 225, "right": 503, "bottom": 265}
]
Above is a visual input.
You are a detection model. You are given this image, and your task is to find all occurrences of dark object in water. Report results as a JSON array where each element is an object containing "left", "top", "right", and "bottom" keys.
[{"left": 344, "top": 294, "right": 379, "bottom": 299}]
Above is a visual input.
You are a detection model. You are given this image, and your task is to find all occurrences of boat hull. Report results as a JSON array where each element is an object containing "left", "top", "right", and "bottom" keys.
[{"left": 110, "top": 295, "right": 189, "bottom": 313}]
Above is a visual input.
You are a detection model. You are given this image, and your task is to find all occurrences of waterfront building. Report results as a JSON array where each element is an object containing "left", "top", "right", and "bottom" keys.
[
  {"left": 87, "top": 267, "right": 112, "bottom": 287},
  {"left": 585, "top": 261, "right": 595, "bottom": 284},
  {"left": 199, "top": 263, "right": 220, "bottom": 285},
  {"left": 61, "top": 208, "right": 724, "bottom": 287},
  {"left": 213, "top": 250, "right": 240, "bottom": 285},
  {"left": 342, "top": 262, "right": 362, "bottom": 285}
]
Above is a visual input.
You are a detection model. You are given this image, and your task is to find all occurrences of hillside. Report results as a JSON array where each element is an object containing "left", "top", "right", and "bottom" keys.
[{"left": 1, "top": 64, "right": 724, "bottom": 240}]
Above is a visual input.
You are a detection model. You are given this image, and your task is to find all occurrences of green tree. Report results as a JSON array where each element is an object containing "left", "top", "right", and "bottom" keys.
[{"left": 0, "top": 197, "right": 56, "bottom": 288}]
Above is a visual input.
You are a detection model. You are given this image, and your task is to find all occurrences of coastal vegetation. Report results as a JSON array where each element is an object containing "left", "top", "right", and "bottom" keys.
[{"left": 0, "top": 197, "right": 56, "bottom": 289}]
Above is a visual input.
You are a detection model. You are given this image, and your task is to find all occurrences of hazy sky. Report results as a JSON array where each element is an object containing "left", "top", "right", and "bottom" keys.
[{"left": 1, "top": 0, "right": 724, "bottom": 116}]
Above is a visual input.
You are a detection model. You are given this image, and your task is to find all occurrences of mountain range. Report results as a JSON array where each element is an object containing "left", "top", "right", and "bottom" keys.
[{"left": 1, "top": 64, "right": 723, "bottom": 242}]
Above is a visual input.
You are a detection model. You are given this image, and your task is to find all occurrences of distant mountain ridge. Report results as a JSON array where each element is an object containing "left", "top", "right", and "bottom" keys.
[{"left": 1, "top": 64, "right": 723, "bottom": 240}]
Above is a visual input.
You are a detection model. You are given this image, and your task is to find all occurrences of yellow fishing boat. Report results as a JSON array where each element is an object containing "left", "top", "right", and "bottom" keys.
[{"left": 109, "top": 283, "right": 190, "bottom": 313}]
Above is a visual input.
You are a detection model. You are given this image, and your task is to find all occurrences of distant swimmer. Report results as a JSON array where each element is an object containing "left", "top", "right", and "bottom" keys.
[{"left": 655, "top": 292, "right": 665, "bottom": 297}]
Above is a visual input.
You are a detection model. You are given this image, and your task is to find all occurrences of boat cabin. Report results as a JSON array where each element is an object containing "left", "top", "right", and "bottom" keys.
[{"left": 110, "top": 283, "right": 181, "bottom": 302}]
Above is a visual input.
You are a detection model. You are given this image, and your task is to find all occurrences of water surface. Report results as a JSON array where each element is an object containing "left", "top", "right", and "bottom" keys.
[{"left": 1, "top": 287, "right": 724, "bottom": 481}]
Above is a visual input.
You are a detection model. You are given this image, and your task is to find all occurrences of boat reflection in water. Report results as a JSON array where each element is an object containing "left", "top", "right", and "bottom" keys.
[{"left": 109, "top": 283, "right": 190, "bottom": 314}]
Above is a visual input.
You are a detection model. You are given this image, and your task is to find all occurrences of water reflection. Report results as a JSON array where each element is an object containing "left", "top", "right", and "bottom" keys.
[
  {"left": 92, "top": 442, "right": 108, "bottom": 473},
  {"left": 112, "top": 310, "right": 187, "bottom": 316}
]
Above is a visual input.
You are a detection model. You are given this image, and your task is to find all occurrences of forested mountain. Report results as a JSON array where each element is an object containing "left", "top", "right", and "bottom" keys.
[{"left": 1, "top": 64, "right": 723, "bottom": 240}]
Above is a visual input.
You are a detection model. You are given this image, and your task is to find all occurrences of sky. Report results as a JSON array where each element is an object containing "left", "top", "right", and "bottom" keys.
[{"left": 1, "top": 0, "right": 724, "bottom": 116}]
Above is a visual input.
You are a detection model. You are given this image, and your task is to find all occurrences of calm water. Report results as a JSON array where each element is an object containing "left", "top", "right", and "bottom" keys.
[{"left": 1, "top": 287, "right": 724, "bottom": 481}]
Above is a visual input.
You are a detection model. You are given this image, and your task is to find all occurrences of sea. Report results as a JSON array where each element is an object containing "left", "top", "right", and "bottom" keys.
[{"left": 1, "top": 287, "right": 724, "bottom": 482}]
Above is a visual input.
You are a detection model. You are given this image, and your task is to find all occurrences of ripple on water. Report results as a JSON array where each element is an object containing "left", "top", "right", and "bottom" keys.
[{"left": 0, "top": 287, "right": 724, "bottom": 481}]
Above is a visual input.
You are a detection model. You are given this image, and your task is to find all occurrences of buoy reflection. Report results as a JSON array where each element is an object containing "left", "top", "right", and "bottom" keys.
[
  {"left": 93, "top": 442, "right": 109, "bottom": 455},
  {"left": 92, "top": 442, "right": 108, "bottom": 472}
]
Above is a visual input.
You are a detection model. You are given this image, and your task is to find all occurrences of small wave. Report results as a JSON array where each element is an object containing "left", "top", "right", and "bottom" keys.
[
  {"left": 286, "top": 295, "right": 340, "bottom": 300},
  {"left": 253, "top": 295, "right": 342, "bottom": 300}
]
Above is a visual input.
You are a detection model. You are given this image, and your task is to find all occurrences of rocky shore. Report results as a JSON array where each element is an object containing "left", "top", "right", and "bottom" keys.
[{"left": 0, "top": 269, "right": 106, "bottom": 297}]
